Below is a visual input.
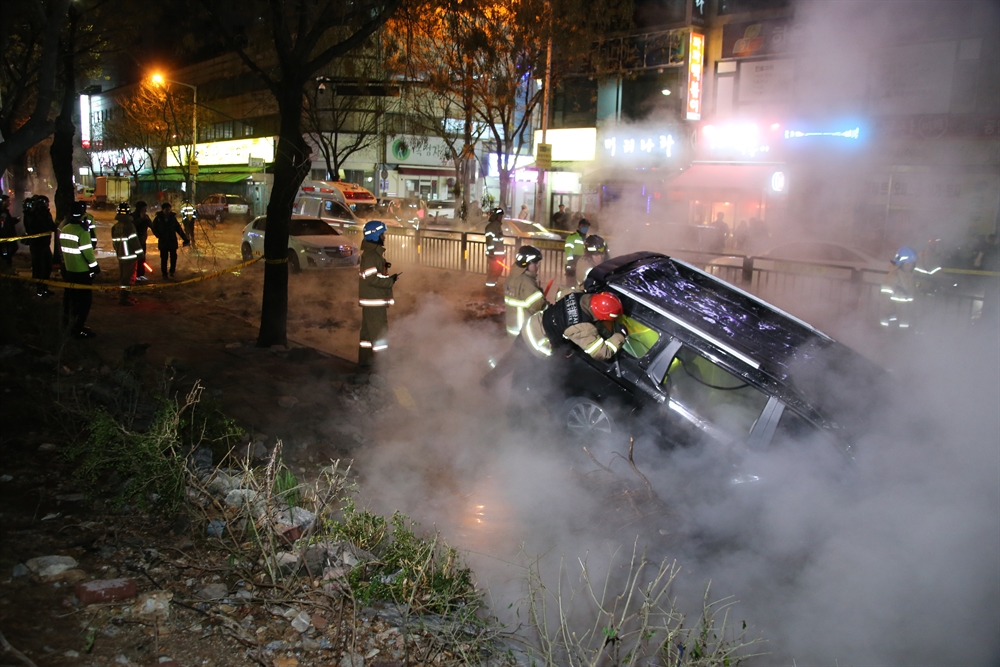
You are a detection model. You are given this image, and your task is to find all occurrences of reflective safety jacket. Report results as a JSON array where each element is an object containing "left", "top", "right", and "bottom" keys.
[
  {"left": 573, "top": 254, "right": 604, "bottom": 287},
  {"left": 504, "top": 266, "right": 545, "bottom": 336},
  {"left": 358, "top": 240, "right": 395, "bottom": 307},
  {"left": 484, "top": 218, "right": 504, "bottom": 257},
  {"left": 59, "top": 221, "right": 99, "bottom": 273},
  {"left": 564, "top": 231, "right": 586, "bottom": 269},
  {"left": 880, "top": 265, "right": 916, "bottom": 303},
  {"left": 180, "top": 204, "right": 196, "bottom": 221},
  {"left": 522, "top": 292, "right": 625, "bottom": 360},
  {"left": 112, "top": 214, "right": 144, "bottom": 261}
]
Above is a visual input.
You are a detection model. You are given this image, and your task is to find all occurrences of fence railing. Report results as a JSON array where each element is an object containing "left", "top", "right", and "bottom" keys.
[{"left": 379, "top": 228, "right": 993, "bottom": 326}]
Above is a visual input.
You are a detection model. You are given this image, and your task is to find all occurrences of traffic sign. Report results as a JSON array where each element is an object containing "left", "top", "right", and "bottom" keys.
[
  {"left": 536, "top": 143, "right": 552, "bottom": 170},
  {"left": 190, "top": 161, "right": 200, "bottom": 176}
]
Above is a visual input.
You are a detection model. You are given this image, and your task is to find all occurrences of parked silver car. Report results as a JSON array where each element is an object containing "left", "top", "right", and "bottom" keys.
[{"left": 241, "top": 215, "right": 359, "bottom": 272}]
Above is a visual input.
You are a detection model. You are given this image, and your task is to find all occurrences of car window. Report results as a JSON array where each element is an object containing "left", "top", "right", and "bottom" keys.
[
  {"left": 290, "top": 218, "right": 339, "bottom": 236},
  {"left": 620, "top": 315, "right": 660, "bottom": 358},
  {"left": 253, "top": 218, "right": 266, "bottom": 231},
  {"left": 769, "top": 406, "right": 839, "bottom": 451},
  {"left": 323, "top": 200, "right": 353, "bottom": 219},
  {"left": 226, "top": 195, "right": 246, "bottom": 203},
  {"left": 664, "top": 347, "right": 769, "bottom": 440}
]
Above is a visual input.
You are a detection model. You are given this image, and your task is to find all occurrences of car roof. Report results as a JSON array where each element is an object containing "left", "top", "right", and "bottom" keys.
[{"left": 590, "top": 252, "right": 888, "bottom": 434}]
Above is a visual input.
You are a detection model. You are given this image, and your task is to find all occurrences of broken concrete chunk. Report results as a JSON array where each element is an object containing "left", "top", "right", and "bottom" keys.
[
  {"left": 197, "top": 583, "right": 229, "bottom": 600},
  {"left": 26, "top": 555, "right": 78, "bottom": 578},
  {"left": 132, "top": 590, "right": 172, "bottom": 621},
  {"left": 76, "top": 578, "right": 138, "bottom": 606}
]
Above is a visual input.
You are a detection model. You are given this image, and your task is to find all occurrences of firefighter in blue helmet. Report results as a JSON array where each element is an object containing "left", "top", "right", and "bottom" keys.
[
  {"left": 880, "top": 246, "right": 917, "bottom": 330},
  {"left": 59, "top": 202, "right": 100, "bottom": 338},
  {"left": 358, "top": 220, "right": 398, "bottom": 367}
]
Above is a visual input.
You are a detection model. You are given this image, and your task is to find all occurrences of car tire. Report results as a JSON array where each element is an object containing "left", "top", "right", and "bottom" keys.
[
  {"left": 562, "top": 397, "right": 615, "bottom": 438},
  {"left": 241, "top": 243, "right": 253, "bottom": 261},
  {"left": 287, "top": 250, "right": 301, "bottom": 273}
]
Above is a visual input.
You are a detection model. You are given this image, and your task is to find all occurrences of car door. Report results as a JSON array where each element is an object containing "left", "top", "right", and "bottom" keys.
[
  {"left": 644, "top": 340, "right": 771, "bottom": 450},
  {"left": 247, "top": 217, "right": 266, "bottom": 255}
]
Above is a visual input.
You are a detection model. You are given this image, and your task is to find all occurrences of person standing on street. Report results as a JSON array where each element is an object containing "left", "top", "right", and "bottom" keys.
[
  {"left": 152, "top": 202, "right": 189, "bottom": 279},
  {"left": 58, "top": 202, "right": 100, "bottom": 339},
  {"left": 574, "top": 234, "right": 609, "bottom": 287},
  {"left": 563, "top": 218, "right": 590, "bottom": 284},
  {"left": 111, "top": 202, "right": 143, "bottom": 306},
  {"left": 518, "top": 203, "right": 530, "bottom": 220},
  {"left": 24, "top": 196, "right": 58, "bottom": 296},
  {"left": 484, "top": 207, "right": 506, "bottom": 292},
  {"left": 880, "top": 246, "right": 918, "bottom": 331},
  {"left": 480, "top": 245, "right": 547, "bottom": 389},
  {"left": 0, "top": 194, "right": 19, "bottom": 275},
  {"left": 180, "top": 200, "right": 197, "bottom": 246},
  {"left": 551, "top": 204, "right": 567, "bottom": 230},
  {"left": 358, "top": 220, "right": 397, "bottom": 368},
  {"left": 132, "top": 201, "right": 152, "bottom": 281}
]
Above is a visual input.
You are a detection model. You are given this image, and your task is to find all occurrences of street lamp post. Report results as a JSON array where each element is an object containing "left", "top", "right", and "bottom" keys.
[{"left": 152, "top": 74, "right": 197, "bottom": 201}]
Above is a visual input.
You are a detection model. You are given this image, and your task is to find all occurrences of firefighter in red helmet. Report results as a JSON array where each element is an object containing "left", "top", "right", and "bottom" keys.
[{"left": 521, "top": 290, "right": 626, "bottom": 360}]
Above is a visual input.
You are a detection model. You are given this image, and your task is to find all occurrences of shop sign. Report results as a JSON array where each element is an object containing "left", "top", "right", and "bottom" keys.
[
  {"left": 79, "top": 95, "right": 92, "bottom": 148},
  {"left": 167, "top": 137, "right": 275, "bottom": 167},
  {"left": 701, "top": 122, "right": 772, "bottom": 158},
  {"left": 686, "top": 33, "right": 704, "bottom": 121},
  {"left": 738, "top": 59, "right": 794, "bottom": 105},
  {"left": 532, "top": 128, "right": 596, "bottom": 162},
  {"left": 387, "top": 136, "right": 455, "bottom": 166},
  {"left": 600, "top": 132, "right": 677, "bottom": 162},
  {"left": 721, "top": 19, "right": 802, "bottom": 59},
  {"left": 535, "top": 143, "right": 552, "bottom": 170}
]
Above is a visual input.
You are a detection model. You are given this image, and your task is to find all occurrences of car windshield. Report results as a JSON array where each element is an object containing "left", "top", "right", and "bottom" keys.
[
  {"left": 353, "top": 203, "right": 379, "bottom": 218},
  {"left": 289, "top": 218, "right": 339, "bottom": 236}
]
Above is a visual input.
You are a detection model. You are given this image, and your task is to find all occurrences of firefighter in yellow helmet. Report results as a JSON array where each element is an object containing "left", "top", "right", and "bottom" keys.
[{"left": 504, "top": 245, "right": 546, "bottom": 337}]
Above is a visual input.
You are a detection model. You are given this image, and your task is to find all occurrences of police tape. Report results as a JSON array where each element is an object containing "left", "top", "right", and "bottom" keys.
[
  {"left": 1, "top": 232, "right": 52, "bottom": 243},
  {"left": 0, "top": 256, "right": 263, "bottom": 291}
]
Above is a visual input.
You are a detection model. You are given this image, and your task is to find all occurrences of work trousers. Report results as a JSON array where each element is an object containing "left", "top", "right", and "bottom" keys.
[
  {"left": 62, "top": 271, "right": 93, "bottom": 335},
  {"left": 564, "top": 257, "right": 579, "bottom": 284},
  {"left": 183, "top": 219, "right": 195, "bottom": 246},
  {"left": 29, "top": 240, "right": 53, "bottom": 293},
  {"left": 486, "top": 256, "right": 504, "bottom": 288},
  {"left": 159, "top": 245, "right": 178, "bottom": 277},
  {"left": 358, "top": 306, "right": 388, "bottom": 367},
  {"left": 481, "top": 334, "right": 531, "bottom": 388},
  {"left": 117, "top": 259, "right": 137, "bottom": 303}
]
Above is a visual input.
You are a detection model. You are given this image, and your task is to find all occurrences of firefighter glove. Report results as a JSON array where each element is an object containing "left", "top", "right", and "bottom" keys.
[
  {"left": 391, "top": 273, "right": 399, "bottom": 283},
  {"left": 91, "top": 265, "right": 102, "bottom": 277}
]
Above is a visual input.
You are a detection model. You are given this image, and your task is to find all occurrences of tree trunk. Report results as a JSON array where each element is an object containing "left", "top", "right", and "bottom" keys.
[
  {"left": 10, "top": 153, "right": 30, "bottom": 213},
  {"left": 257, "top": 84, "right": 310, "bottom": 348},
  {"left": 50, "top": 14, "right": 79, "bottom": 223}
]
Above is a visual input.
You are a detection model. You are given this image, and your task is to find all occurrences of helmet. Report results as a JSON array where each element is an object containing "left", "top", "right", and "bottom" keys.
[
  {"left": 514, "top": 245, "right": 543, "bottom": 267},
  {"left": 363, "top": 220, "right": 387, "bottom": 242},
  {"left": 117, "top": 202, "right": 130, "bottom": 214},
  {"left": 491, "top": 207, "right": 505, "bottom": 217},
  {"left": 23, "top": 197, "right": 35, "bottom": 213},
  {"left": 71, "top": 201, "right": 88, "bottom": 217},
  {"left": 584, "top": 234, "right": 607, "bottom": 256},
  {"left": 36, "top": 195, "right": 49, "bottom": 205},
  {"left": 892, "top": 246, "right": 918, "bottom": 266},
  {"left": 589, "top": 292, "right": 623, "bottom": 321}
]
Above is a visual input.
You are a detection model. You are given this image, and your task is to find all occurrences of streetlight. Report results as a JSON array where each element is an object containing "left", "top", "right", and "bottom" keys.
[{"left": 151, "top": 73, "right": 198, "bottom": 201}]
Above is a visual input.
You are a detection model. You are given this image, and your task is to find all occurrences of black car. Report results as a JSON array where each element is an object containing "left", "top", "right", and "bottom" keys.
[{"left": 530, "top": 252, "right": 888, "bottom": 466}]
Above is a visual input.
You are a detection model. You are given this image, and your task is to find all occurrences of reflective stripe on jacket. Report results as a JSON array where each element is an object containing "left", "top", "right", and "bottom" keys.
[
  {"left": 523, "top": 293, "right": 625, "bottom": 361},
  {"left": 358, "top": 240, "right": 394, "bottom": 307},
  {"left": 484, "top": 219, "right": 504, "bottom": 256},
  {"left": 504, "top": 266, "right": 546, "bottom": 336},
  {"left": 112, "top": 214, "right": 144, "bottom": 260},
  {"left": 59, "top": 222, "right": 99, "bottom": 272},
  {"left": 564, "top": 232, "right": 585, "bottom": 267}
]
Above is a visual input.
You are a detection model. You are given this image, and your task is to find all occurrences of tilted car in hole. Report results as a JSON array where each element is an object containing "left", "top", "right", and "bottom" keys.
[{"left": 527, "top": 252, "right": 889, "bottom": 478}]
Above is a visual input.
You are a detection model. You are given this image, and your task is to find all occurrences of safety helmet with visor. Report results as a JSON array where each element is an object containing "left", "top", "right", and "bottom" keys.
[
  {"left": 363, "top": 220, "right": 387, "bottom": 243},
  {"left": 589, "top": 292, "right": 623, "bottom": 321},
  {"left": 892, "top": 246, "right": 918, "bottom": 266},
  {"left": 514, "top": 245, "right": 543, "bottom": 268}
]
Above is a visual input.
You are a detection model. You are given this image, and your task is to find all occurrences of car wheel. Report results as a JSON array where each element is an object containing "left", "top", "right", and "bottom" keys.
[
  {"left": 287, "top": 250, "right": 301, "bottom": 273},
  {"left": 562, "top": 397, "right": 615, "bottom": 438},
  {"left": 241, "top": 243, "right": 253, "bottom": 261}
]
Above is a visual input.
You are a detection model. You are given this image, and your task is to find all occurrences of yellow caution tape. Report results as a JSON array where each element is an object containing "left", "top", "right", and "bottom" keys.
[
  {"left": 0, "top": 256, "right": 263, "bottom": 291},
  {"left": 1, "top": 232, "right": 52, "bottom": 242},
  {"left": 941, "top": 268, "right": 1000, "bottom": 277}
]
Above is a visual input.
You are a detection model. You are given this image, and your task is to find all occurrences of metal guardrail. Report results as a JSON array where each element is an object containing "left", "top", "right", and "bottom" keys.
[{"left": 378, "top": 227, "right": 994, "bottom": 326}]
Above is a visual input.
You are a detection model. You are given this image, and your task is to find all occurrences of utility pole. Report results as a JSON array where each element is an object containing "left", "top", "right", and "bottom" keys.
[{"left": 534, "top": 33, "right": 552, "bottom": 225}]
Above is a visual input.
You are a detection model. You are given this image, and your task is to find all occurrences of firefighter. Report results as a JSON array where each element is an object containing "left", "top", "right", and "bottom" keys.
[
  {"left": 180, "top": 199, "right": 197, "bottom": 245},
  {"left": 132, "top": 201, "right": 152, "bottom": 281},
  {"left": 880, "top": 246, "right": 918, "bottom": 330},
  {"left": 0, "top": 194, "right": 18, "bottom": 274},
  {"left": 563, "top": 218, "right": 590, "bottom": 284},
  {"left": 24, "top": 196, "right": 57, "bottom": 296},
  {"left": 358, "top": 220, "right": 398, "bottom": 368},
  {"left": 480, "top": 246, "right": 547, "bottom": 389},
  {"left": 575, "top": 234, "right": 609, "bottom": 287},
  {"left": 484, "top": 207, "right": 506, "bottom": 291},
  {"left": 111, "top": 202, "right": 143, "bottom": 306},
  {"left": 59, "top": 202, "right": 100, "bottom": 338},
  {"left": 522, "top": 290, "right": 626, "bottom": 360},
  {"left": 504, "top": 245, "right": 546, "bottom": 337}
]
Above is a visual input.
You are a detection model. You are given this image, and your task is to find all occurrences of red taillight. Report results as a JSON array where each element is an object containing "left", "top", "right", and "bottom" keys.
[
  {"left": 302, "top": 186, "right": 316, "bottom": 192},
  {"left": 345, "top": 191, "right": 368, "bottom": 200}
]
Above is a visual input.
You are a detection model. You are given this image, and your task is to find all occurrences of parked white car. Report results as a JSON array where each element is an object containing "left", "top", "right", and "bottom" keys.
[
  {"left": 502, "top": 218, "right": 562, "bottom": 241},
  {"left": 241, "top": 215, "right": 359, "bottom": 272}
]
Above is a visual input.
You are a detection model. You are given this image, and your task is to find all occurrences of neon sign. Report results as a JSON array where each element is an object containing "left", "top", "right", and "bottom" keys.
[
  {"left": 702, "top": 123, "right": 770, "bottom": 157},
  {"left": 784, "top": 127, "right": 861, "bottom": 140},
  {"left": 686, "top": 33, "right": 704, "bottom": 121},
  {"left": 601, "top": 134, "right": 675, "bottom": 159}
]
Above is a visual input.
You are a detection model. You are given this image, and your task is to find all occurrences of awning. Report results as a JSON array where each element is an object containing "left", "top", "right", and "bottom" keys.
[
  {"left": 397, "top": 166, "right": 455, "bottom": 176},
  {"left": 138, "top": 165, "right": 266, "bottom": 183},
  {"left": 668, "top": 163, "right": 780, "bottom": 192}
]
